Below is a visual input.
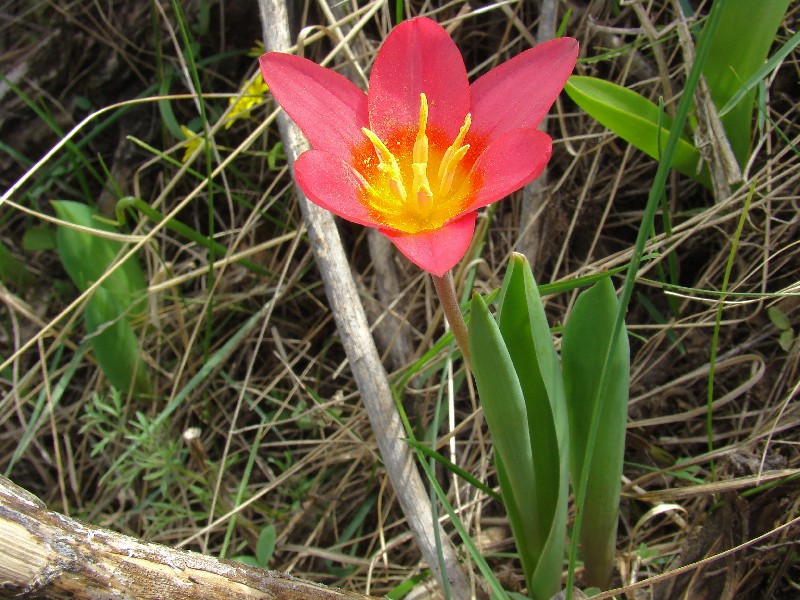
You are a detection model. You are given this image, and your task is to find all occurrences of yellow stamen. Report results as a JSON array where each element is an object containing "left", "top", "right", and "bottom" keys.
[
  {"left": 361, "top": 126, "right": 406, "bottom": 201},
  {"left": 437, "top": 113, "right": 472, "bottom": 196},
  {"left": 357, "top": 93, "right": 475, "bottom": 234},
  {"left": 438, "top": 144, "right": 470, "bottom": 197}
]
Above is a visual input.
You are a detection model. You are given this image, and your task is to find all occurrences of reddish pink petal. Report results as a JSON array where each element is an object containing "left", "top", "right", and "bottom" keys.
[
  {"left": 470, "top": 37, "right": 578, "bottom": 140},
  {"left": 381, "top": 213, "right": 477, "bottom": 276},
  {"left": 465, "top": 129, "right": 552, "bottom": 211},
  {"left": 260, "top": 53, "right": 368, "bottom": 156},
  {"left": 369, "top": 18, "right": 470, "bottom": 140},
  {"left": 295, "top": 150, "right": 377, "bottom": 227}
]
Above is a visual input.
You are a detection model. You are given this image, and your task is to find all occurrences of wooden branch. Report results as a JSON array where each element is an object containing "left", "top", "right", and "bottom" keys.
[
  {"left": 518, "top": 0, "right": 558, "bottom": 269},
  {"left": 322, "top": 0, "right": 416, "bottom": 373},
  {"left": 257, "top": 2, "right": 475, "bottom": 598},
  {"left": 0, "top": 476, "right": 377, "bottom": 599},
  {"left": 672, "top": 0, "right": 741, "bottom": 200}
]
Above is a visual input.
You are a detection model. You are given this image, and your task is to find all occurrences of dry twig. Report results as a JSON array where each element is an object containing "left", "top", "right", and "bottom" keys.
[
  {"left": 0, "top": 476, "right": 378, "bottom": 599},
  {"left": 257, "top": 1, "right": 474, "bottom": 597}
]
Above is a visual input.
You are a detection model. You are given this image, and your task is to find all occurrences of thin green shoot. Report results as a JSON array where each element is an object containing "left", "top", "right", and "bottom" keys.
[
  {"left": 391, "top": 387, "right": 509, "bottom": 599},
  {"left": 405, "top": 439, "right": 502, "bottom": 502},
  {"left": 565, "top": 2, "right": 725, "bottom": 597},
  {"left": 220, "top": 427, "right": 267, "bottom": 559},
  {"left": 706, "top": 183, "right": 755, "bottom": 469}
]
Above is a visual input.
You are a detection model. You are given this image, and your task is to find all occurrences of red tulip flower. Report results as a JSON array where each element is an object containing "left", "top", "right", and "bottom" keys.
[{"left": 260, "top": 18, "right": 577, "bottom": 276}]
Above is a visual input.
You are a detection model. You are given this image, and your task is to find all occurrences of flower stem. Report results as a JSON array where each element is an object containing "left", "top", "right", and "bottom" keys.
[{"left": 432, "top": 272, "right": 471, "bottom": 367}]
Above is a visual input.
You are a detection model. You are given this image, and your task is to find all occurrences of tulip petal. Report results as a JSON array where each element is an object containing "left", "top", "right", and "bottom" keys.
[
  {"left": 295, "top": 150, "right": 377, "bottom": 227},
  {"left": 369, "top": 17, "right": 470, "bottom": 140},
  {"left": 381, "top": 213, "right": 477, "bottom": 276},
  {"left": 260, "top": 53, "right": 368, "bottom": 156},
  {"left": 465, "top": 129, "right": 552, "bottom": 211},
  {"left": 470, "top": 37, "right": 578, "bottom": 140}
]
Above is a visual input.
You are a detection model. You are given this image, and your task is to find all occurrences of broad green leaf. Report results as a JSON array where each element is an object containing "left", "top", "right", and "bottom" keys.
[
  {"left": 562, "top": 278, "right": 629, "bottom": 588},
  {"left": 53, "top": 200, "right": 147, "bottom": 313},
  {"left": 54, "top": 200, "right": 149, "bottom": 392},
  {"left": 230, "top": 555, "right": 260, "bottom": 567},
  {"left": 470, "top": 254, "right": 569, "bottom": 600},
  {"left": 701, "top": 0, "right": 790, "bottom": 165},
  {"left": 778, "top": 329, "right": 794, "bottom": 352},
  {"left": 469, "top": 293, "right": 539, "bottom": 594},
  {"left": 256, "top": 525, "right": 277, "bottom": 567},
  {"left": 767, "top": 306, "right": 790, "bottom": 331},
  {"left": 496, "top": 254, "right": 568, "bottom": 600},
  {"left": 85, "top": 286, "right": 150, "bottom": 394},
  {"left": 22, "top": 225, "right": 57, "bottom": 251},
  {"left": 564, "top": 76, "right": 707, "bottom": 185}
]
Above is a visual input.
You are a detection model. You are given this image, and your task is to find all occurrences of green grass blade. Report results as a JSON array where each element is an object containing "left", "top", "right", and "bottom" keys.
[
  {"left": 718, "top": 28, "right": 800, "bottom": 118},
  {"left": 706, "top": 185, "right": 755, "bottom": 463},
  {"left": 405, "top": 439, "right": 502, "bottom": 502},
  {"left": 417, "top": 450, "right": 510, "bottom": 600},
  {"left": 5, "top": 344, "right": 80, "bottom": 476},
  {"left": 566, "top": 2, "right": 726, "bottom": 595}
]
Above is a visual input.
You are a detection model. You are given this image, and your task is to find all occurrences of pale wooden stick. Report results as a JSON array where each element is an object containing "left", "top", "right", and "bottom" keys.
[
  {"left": 0, "top": 476, "right": 376, "bottom": 599},
  {"left": 257, "top": 2, "right": 474, "bottom": 597},
  {"left": 518, "top": 0, "right": 559, "bottom": 271}
]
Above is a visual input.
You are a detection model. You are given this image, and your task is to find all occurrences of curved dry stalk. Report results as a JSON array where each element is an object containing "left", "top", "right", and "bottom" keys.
[{"left": 257, "top": 2, "right": 474, "bottom": 597}]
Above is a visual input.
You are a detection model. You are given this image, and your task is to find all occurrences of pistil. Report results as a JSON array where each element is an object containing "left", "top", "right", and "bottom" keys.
[
  {"left": 359, "top": 92, "right": 474, "bottom": 232},
  {"left": 412, "top": 94, "right": 433, "bottom": 214}
]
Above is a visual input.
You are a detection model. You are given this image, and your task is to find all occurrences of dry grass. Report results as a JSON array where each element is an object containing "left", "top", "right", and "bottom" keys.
[{"left": 1, "top": 0, "right": 799, "bottom": 598}]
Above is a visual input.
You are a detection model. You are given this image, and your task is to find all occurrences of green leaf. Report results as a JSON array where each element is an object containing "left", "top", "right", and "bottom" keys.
[
  {"left": 496, "top": 255, "right": 569, "bottom": 600},
  {"left": 778, "top": 329, "right": 794, "bottom": 353},
  {"left": 22, "top": 226, "right": 57, "bottom": 251},
  {"left": 469, "top": 293, "right": 539, "bottom": 591},
  {"left": 701, "top": 0, "right": 790, "bottom": 165},
  {"left": 85, "top": 286, "right": 150, "bottom": 394},
  {"left": 562, "top": 278, "right": 630, "bottom": 588},
  {"left": 767, "top": 306, "right": 791, "bottom": 331},
  {"left": 53, "top": 200, "right": 147, "bottom": 313},
  {"left": 0, "top": 241, "right": 35, "bottom": 290},
  {"left": 53, "top": 200, "right": 149, "bottom": 392},
  {"left": 470, "top": 254, "right": 569, "bottom": 600},
  {"left": 230, "top": 555, "right": 260, "bottom": 567},
  {"left": 564, "top": 76, "right": 707, "bottom": 185},
  {"left": 256, "top": 525, "right": 277, "bottom": 567}
]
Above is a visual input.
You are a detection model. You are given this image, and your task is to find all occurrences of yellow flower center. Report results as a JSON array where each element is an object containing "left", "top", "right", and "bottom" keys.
[{"left": 354, "top": 93, "right": 479, "bottom": 234}]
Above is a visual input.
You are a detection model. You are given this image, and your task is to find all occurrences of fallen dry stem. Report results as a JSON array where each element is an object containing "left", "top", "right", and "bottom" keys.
[{"left": 257, "top": 0, "right": 473, "bottom": 596}]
